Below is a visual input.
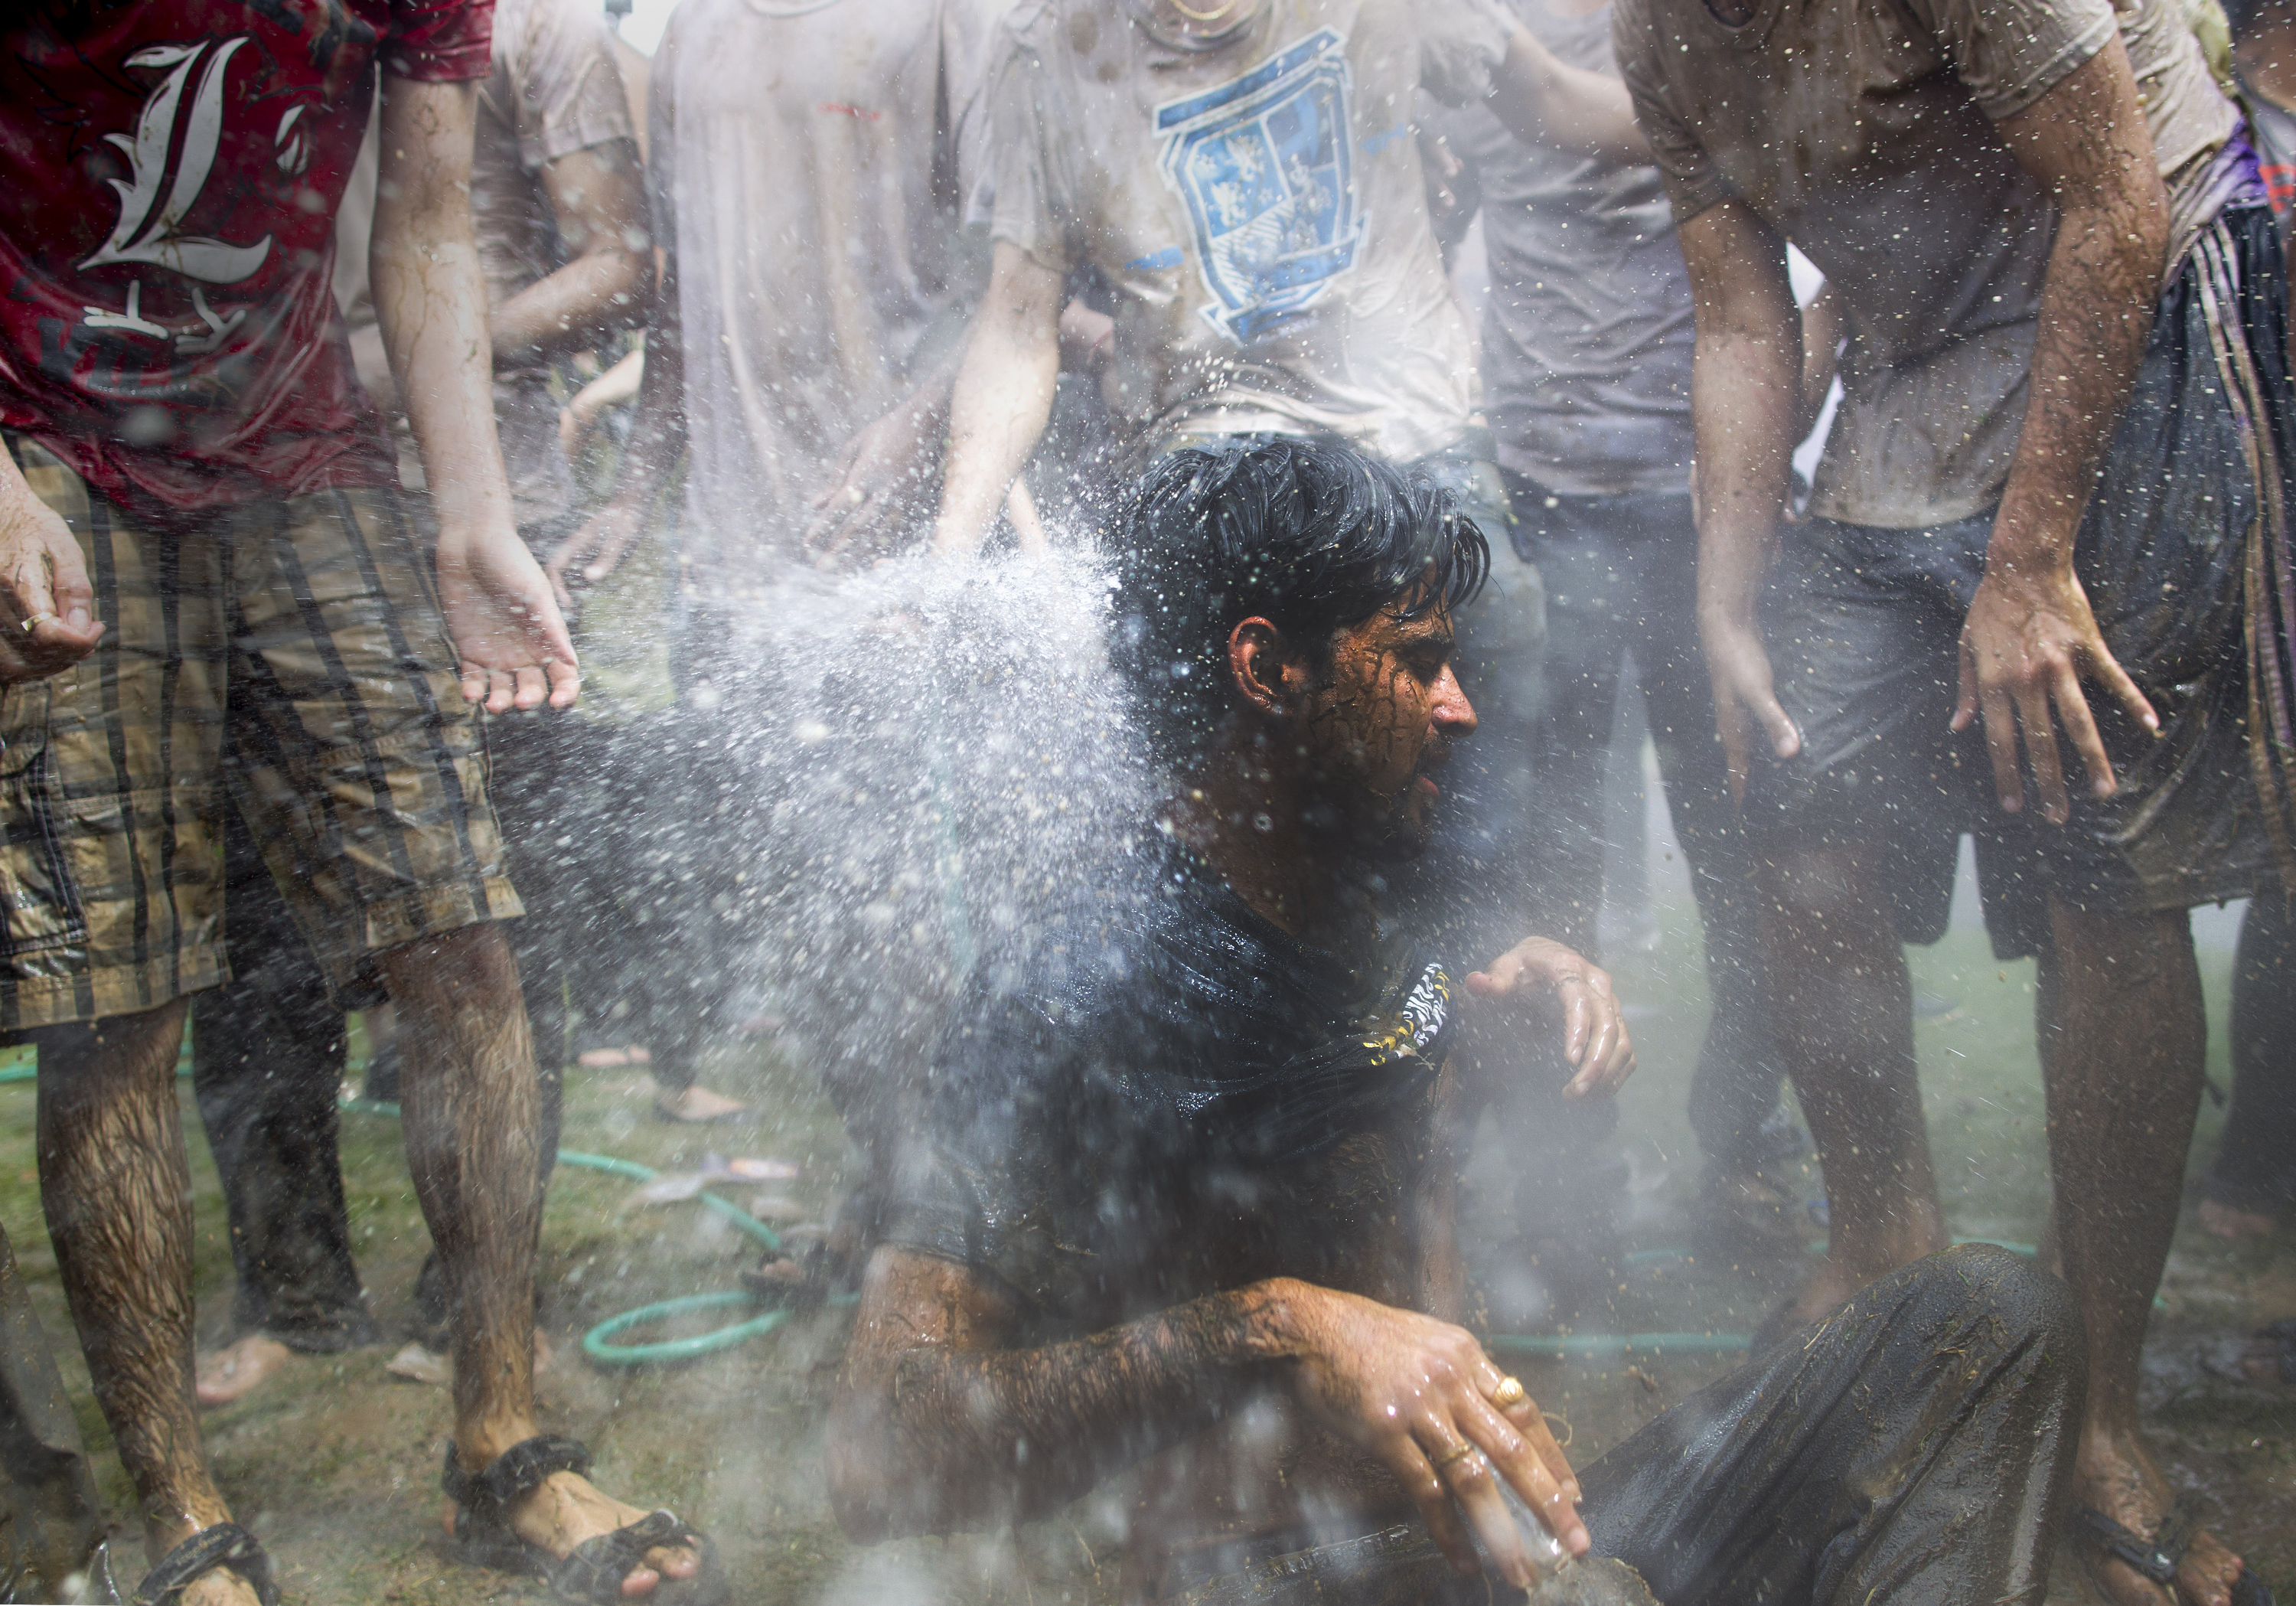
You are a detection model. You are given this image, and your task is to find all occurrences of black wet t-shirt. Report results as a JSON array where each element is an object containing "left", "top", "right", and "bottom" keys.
[{"left": 882, "top": 839, "right": 1460, "bottom": 1338}]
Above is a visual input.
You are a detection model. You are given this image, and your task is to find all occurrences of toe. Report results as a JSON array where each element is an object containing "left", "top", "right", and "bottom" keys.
[
  {"left": 645, "top": 1542, "right": 701, "bottom": 1579},
  {"left": 618, "top": 1563, "right": 662, "bottom": 1598}
]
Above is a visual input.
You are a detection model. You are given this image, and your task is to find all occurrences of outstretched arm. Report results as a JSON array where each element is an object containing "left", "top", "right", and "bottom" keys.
[
  {"left": 546, "top": 256, "right": 685, "bottom": 606},
  {"left": 1952, "top": 41, "right": 2164, "bottom": 824},
  {"left": 1678, "top": 197, "right": 1804, "bottom": 798},
  {"left": 1484, "top": 27, "right": 1651, "bottom": 166},
  {"left": 490, "top": 140, "right": 653, "bottom": 367},
  {"left": 931, "top": 241, "right": 1064, "bottom": 556},
  {"left": 373, "top": 74, "right": 579, "bottom": 710},
  {"left": 829, "top": 1249, "right": 1586, "bottom": 1584}
]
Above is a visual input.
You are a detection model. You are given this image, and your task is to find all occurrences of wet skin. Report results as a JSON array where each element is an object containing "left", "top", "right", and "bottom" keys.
[{"left": 827, "top": 589, "right": 1634, "bottom": 1591}]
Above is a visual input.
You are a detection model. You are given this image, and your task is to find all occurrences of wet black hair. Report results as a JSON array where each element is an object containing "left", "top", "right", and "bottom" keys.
[{"left": 1108, "top": 436, "right": 1489, "bottom": 765}]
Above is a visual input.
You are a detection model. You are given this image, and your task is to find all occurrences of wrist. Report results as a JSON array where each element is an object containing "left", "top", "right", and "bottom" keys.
[{"left": 1239, "top": 1278, "right": 1322, "bottom": 1362}]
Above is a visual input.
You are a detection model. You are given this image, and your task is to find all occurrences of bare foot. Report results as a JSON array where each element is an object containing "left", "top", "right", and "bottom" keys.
[
  {"left": 579, "top": 1043, "right": 654, "bottom": 1069},
  {"left": 653, "top": 1083, "right": 748, "bottom": 1124},
  {"left": 194, "top": 1334, "right": 292, "bottom": 1408},
  {"left": 2075, "top": 1428, "right": 2249, "bottom": 1606},
  {"left": 177, "top": 1568, "right": 265, "bottom": 1606},
  {"left": 2197, "top": 1199, "right": 2276, "bottom": 1239},
  {"left": 444, "top": 1471, "right": 701, "bottom": 1598}
]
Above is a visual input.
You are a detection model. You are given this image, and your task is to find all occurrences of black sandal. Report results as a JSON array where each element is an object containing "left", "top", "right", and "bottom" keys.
[
  {"left": 441, "top": 1435, "right": 729, "bottom": 1605},
  {"left": 2076, "top": 1497, "right": 2277, "bottom": 1606},
  {"left": 128, "top": 1523, "right": 280, "bottom": 1606}
]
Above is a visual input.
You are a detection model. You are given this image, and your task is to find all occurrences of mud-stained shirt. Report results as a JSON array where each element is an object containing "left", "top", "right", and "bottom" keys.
[
  {"left": 0, "top": 0, "right": 488, "bottom": 523},
  {"left": 983, "top": 0, "right": 1516, "bottom": 465},
  {"left": 1422, "top": 0, "right": 1694, "bottom": 496},
  {"left": 473, "top": 0, "right": 639, "bottom": 531},
  {"left": 1613, "top": 0, "right": 2241, "bottom": 528},
  {"left": 885, "top": 842, "right": 1459, "bottom": 1337},
  {"left": 649, "top": 0, "right": 1012, "bottom": 591}
]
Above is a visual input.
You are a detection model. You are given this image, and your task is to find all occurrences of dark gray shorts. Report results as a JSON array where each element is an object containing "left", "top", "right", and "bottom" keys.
[{"left": 1742, "top": 204, "right": 2296, "bottom": 953}]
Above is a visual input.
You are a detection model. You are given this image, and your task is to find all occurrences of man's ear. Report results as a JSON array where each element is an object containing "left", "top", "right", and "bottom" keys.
[{"left": 1228, "top": 616, "right": 1293, "bottom": 716}]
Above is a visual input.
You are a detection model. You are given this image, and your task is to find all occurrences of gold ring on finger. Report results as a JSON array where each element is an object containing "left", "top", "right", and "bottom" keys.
[
  {"left": 1431, "top": 1441, "right": 1479, "bottom": 1470},
  {"left": 20, "top": 612, "right": 55, "bottom": 633},
  {"left": 1490, "top": 1375, "right": 1527, "bottom": 1410}
]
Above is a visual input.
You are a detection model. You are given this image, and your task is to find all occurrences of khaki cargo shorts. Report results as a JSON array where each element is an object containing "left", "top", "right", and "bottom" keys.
[{"left": 0, "top": 436, "right": 521, "bottom": 1030}]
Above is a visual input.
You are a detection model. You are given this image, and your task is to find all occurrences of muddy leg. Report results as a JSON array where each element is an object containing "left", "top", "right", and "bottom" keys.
[
  {"left": 382, "top": 923, "right": 699, "bottom": 1595},
  {"left": 2040, "top": 900, "right": 2248, "bottom": 1606},
  {"left": 1759, "top": 841, "right": 1946, "bottom": 1324},
  {"left": 31, "top": 998, "right": 260, "bottom": 1606}
]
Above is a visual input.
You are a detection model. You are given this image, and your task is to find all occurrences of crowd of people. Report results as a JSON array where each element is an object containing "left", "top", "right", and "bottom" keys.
[{"left": 0, "top": 0, "right": 2290, "bottom": 1602}]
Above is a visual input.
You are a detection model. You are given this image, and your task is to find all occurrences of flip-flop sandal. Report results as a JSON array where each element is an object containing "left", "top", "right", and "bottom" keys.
[
  {"left": 2076, "top": 1497, "right": 2277, "bottom": 1606},
  {"left": 441, "top": 1435, "right": 729, "bottom": 1606},
  {"left": 129, "top": 1523, "right": 280, "bottom": 1606}
]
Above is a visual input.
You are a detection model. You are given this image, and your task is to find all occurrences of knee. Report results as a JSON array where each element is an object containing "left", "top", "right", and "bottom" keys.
[{"left": 1912, "top": 1243, "right": 2084, "bottom": 1371}]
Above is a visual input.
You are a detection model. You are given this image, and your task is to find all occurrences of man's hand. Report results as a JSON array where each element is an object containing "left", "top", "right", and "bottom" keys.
[
  {"left": 0, "top": 485, "right": 102, "bottom": 684},
  {"left": 804, "top": 394, "right": 944, "bottom": 569},
  {"left": 543, "top": 499, "right": 644, "bottom": 612},
  {"left": 436, "top": 524, "right": 580, "bottom": 711},
  {"left": 1952, "top": 562, "right": 2155, "bottom": 824},
  {"left": 1700, "top": 607, "right": 1800, "bottom": 802},
  {"left": 1465, "top": 937, "right": 1636, "bottom": 1098},
  {"left": 1277, "top": 1279, "right": 1587, "bottom": 1587}
]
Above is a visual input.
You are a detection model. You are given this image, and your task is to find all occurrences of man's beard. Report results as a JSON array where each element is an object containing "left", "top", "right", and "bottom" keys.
[{"left": 1305, "top": 738, "right": 1448, "bottom": 865}]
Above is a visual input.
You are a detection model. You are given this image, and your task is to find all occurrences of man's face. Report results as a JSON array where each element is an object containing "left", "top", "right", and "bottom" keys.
[{"left": 1293, "top": 598, "right": 1477, "bottom": 862}]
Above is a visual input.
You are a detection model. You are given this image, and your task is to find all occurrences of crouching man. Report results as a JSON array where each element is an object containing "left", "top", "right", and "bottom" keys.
[{"left": 828, "top": 438, "right": 2087, "bottom": 1605}]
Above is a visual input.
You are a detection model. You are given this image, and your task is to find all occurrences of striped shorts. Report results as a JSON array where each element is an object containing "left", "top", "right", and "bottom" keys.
[{"left": 0, "top": 437, "right": 520, "bottom": 1030}]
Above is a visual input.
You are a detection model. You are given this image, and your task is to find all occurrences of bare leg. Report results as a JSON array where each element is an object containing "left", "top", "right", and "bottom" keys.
[
  {"left": 379, "top": 924, "right": 699, "bottom": 1593},
  {"left": 31, "top": 999, "right": 259, "bottom": 1606},
  {"left": 1758, "top": 842, "right": 1946, "bottom": 1324},
  {"left": 2040, "top": 901, "right": 2247, "bottom": 1606}
]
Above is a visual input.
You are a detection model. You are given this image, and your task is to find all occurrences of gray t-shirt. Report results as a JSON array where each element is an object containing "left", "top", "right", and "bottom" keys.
[
  {"left": 651, "top": 0, "right": 1009, "bottom": 590},
  {"left": 985, "top": 0, "right": 1517, "bottom": 464},
  {"left": 1615, "top": 0, "right": 2239, "bottom": 527},
  {"left": 474, "top": 0, "right": 641, "bottom": 531},
  {"left": 1428, "top": 0, "right": 1692, "bottom": 497}
]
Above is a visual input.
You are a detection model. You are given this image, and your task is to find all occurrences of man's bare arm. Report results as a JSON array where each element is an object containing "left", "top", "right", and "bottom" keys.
[
  {"left": 1953, "top": 41, "right": 2164, "bottom": 822},
  {"left": 373, "top": 75, "right": 578, "bottom": 710},
  {"left": 1485, "top": 28, "right": 1652, "bottom": 166},
  {"left": 1677, "top": 198, "right": 1804, "bottom": 797},
  {"left": 828, "top": 1248, "right": 1585, "bottom": 1583},
  {"left": 491, "top": 140, "right": 653, "bottom": 366},
  {"left": 931, "top": 241, "right": 1063, "bottom": 555},
  {"left": 545, "top": 255, "right": 685, "bottom": 605}
]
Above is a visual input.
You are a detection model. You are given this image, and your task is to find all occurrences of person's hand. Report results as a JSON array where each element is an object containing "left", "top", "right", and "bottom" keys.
[
  {"left": 543, "top": 499, "right": 644, "bottom": 613},
  {"left": 1466, "top": 936, "right": 1635, "bottom": 1098},
  {"left": 1952, "top": 560, "right": 2155, "bottom": 824},
  {"left": 1700, "top": 609, "right": 1799, "bottom": 802},
  {"left": 435, "top": 523, "right": 580, "bottom": 712},
  {"left": 1274, "top": 1279, "right": 1587, "bottom": 1587},
  {"left": 1057, "top": 299, "right": 1115, "bottom": 377},
  {"left": 0, "top": 486, "right": 103, "bottom": 684},
  {"left": 803, "top": 398, "right": 941, "bottom": 570}
]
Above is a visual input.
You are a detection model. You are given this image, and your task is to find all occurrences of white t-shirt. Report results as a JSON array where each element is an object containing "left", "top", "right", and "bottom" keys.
[
  {"left": 985, "top": 0, "right": 1517, "bottom": 464},
  {"left": 475, "top": 0, "right": 641, "bottom": 530},
  {"left": 651, "top": 0, "right": 1011, "bottom": 588}
]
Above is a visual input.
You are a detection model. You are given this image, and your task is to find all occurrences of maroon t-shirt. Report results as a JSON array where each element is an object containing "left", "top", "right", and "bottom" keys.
[{"left": 0, "top": 0, "right": 491, "bottom": 520}]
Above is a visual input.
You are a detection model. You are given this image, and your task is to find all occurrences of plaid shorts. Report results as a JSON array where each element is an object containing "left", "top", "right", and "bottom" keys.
[{"left": 0, "top": 436, "right": 520, "bottom": 1030}]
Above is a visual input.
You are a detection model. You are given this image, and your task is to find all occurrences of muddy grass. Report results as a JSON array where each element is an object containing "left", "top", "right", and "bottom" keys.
[{"left": 0, "top": 898, "right": 2288, "bottom": 1604}]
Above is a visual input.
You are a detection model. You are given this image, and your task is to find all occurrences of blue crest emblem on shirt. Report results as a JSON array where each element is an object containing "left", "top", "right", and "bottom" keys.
[{"left": 1153, "top": 30, "right": 1362, "bottom": 346}]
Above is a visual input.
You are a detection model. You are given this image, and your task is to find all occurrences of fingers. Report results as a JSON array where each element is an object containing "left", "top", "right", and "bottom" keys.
[
  {"left": 1951, "top": 632, "right": 1979, "bottom": 735},
  {"left": 1463, "top": 951, "right": 1522, "bottom": 998},
  {"left": 1388, "top": 1435, "right": 1481, "bottom": 1578},
  {"left": 1453, "top": 1392, "right": 1586, "bottom": 1558},
  {"left": 2049, "top": 660, "right": 2116, "bottom": 808},
  {"left": 1558, "top": 982, "right": 1592, "bottom": 1069},
  {"left": 546, "top": 656, "right": 582, "bottom": 710},
  {"left": 1468, "top": 1359, "right": 1580, "bottom": 1502},
  {"left": 1424, "top": 1435, "right": 1533, "bottom": 1588},
  {"left": 1978, "top": 679, "right": 2024, "bottom": 816},
  {"left": 513, "top": 664, "right": 548, "bottom": 713},
  {"left": 44, "top": 532, "right": 93, "bottom": 636},
  {"left": 1751, "top": 686, "right": 1800, "bottom": 761},
  {"left": 2092, "top": 645, "right": 2158, "bottom": 736},
  {"left": 1713, "top": 692, "right": 1754, "bottom": 805}
]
